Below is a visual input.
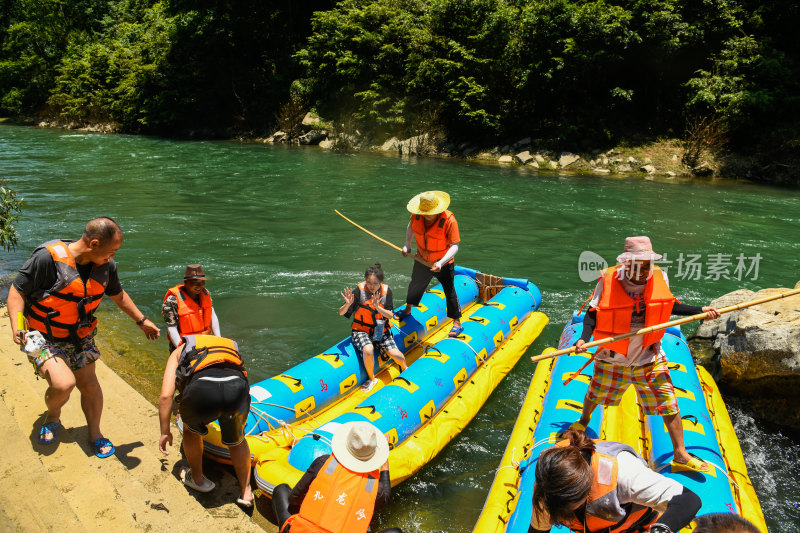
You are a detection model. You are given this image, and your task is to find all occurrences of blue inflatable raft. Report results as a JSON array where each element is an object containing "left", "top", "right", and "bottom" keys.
[{"left": 474, "top": 311, "right": 766, "bottom": 532}]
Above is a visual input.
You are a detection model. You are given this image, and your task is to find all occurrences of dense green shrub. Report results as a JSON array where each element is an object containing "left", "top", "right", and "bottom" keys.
[{"left": 0, "top": 0, "right": 797, "bottom": 151}]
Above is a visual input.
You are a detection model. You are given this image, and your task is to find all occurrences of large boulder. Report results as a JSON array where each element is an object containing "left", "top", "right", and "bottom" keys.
[
  {"left": 515, "top": 151, "right": 533, "bottom": 165},
  {"left": 690, "top": 282, "right": 800, "bottom": 429},
  {"left": 558, "top": 152, "right": 580, "bottom": 167},
  {"left": 298, "top": 130, "right": 328, "bottom": 145},
  {"left": 379, "top": 137, "right": 400, "bottom": 152}
]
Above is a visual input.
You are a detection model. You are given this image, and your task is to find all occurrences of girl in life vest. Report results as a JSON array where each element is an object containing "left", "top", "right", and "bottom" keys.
[
  {"left": 529, "top": 428, "right": 701, "bottom": 533},
  {"left": 339, "top": 264, "right": 408, "bottom": 393}
]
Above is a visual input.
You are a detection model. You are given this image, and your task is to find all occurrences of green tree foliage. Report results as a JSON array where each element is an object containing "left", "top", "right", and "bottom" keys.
[
  {"left": 295, "top": 0, "right": 428, "bottom": 134},
  {"left": 126, "top": 0, "right": 335, "bottom": 134},
  {"left": 0, "top": 0, "right": 111, "bottom": 114},
  {"left": 0, "top": 183, "right": 22, "bottom": 251},
  {"left": 0, "top": 0, "right": 798, "bottom": 152},
  {"left": 1, "top": 0, "right": 334, "bottom": 133},
  {"left": 47, "top": 1, "right": 174, "bottom": 129},
  {"left": 685, "top": 1, "right": 800, "bottom": 149}
]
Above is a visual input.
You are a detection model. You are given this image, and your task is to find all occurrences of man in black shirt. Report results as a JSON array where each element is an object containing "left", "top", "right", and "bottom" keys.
[{"left": 7, "top": 217, "right": 160, "bottom": 457}]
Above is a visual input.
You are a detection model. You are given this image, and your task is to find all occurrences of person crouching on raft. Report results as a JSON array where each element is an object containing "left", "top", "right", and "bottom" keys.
[
  {"left": 396, "top": 190, "right": 463, "bottom": 337},
  {"left": 340, "top": 264, "right": 408, "bottom": 393},
  {"left": 571, "top": 236, "right": 720, "bottom": 474},
  {"left": 529, "top": 428, "right": 702, "bottom": 533}
]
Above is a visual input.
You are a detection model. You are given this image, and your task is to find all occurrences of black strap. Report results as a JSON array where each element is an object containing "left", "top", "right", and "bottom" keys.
[
  {"left": 353, "top": 301, "right": 379, "bottom": 334},
  {"left": 47, "top": 289, "right": 102, "bottom": 304}
]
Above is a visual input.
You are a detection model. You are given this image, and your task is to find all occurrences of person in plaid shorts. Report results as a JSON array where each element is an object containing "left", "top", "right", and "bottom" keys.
[
  {"left": 339, "top": 264, "right": 408, "bottom": 393},
  {"left": 572, "top": 237, "right": 719, "bottom": 474}
]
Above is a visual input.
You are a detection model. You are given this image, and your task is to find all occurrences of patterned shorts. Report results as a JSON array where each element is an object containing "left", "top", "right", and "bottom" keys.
[
  {"left": 351, "top": 330, "right": 398, "bottom": 355},
  {"left": 33, "top": 335, "right": 101, "bottom": 375},
  {"left": 586, "top": 354, "right": 679, "bottom": 416}
]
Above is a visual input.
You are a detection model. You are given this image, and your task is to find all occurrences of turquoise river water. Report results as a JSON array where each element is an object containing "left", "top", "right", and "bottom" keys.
[{"left": 1, "top": 124, "right": 798, "bottom": 532}]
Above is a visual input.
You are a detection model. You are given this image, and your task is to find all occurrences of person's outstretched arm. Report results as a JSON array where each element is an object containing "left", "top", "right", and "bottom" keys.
[
  {"left": 158, "top": 347, "right": 181, "bottom": 454},
  {"left": 110, "top": 290, "right": 161, "bottom": 339}
]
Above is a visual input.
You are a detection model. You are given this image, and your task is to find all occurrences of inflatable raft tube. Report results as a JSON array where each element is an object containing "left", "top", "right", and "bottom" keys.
[
  {"left": 248, "top": 268, "right": 548, "bottom": 494},
  {"left": 474, "top": 311, "right": 766, "bottom": 533}
]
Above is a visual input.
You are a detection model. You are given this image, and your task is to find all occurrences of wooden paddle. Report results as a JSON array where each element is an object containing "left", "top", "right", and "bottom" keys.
[
  {"left": 334, "top": 209, "right": 433, "bottom": 268},
  {"left": 531, "top": 286, "right": 800, "bottom": 364}
]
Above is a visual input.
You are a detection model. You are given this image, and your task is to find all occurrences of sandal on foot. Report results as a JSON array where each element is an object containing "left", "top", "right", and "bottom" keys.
[
  {"left": 38, "top": 421, "right": 61, "bottom": 445},
  {"left": 393, "top": 309, "right": 411, "bottom": 321},
  {"left": 448, "top": 325, "right": 464, "bottom": 337},
  {"left": 236, "top": 497, "right": 254, "bottom": 508},
  {"left": 91, "top": 437, "right": 115, "bottom": 458},
  {"left": 182, "top": 469, "right": 215, "bottom": 493},
  {"left": 670, "top": 454, "right": 711, "bottom": 474},
  {"left": 360, "top": 378, "right": 378, "bottom": 393}
]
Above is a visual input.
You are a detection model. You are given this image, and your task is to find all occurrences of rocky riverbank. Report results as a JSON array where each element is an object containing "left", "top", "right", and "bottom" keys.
[
  {"left": 258, "top": 112, "right": 800, "bottom": 185},
  {"left": 12, "top": 113, "right": 797, "bottom": 185},
  {"left": 689, "top": 281, "right": 800, "bottom": 431}
]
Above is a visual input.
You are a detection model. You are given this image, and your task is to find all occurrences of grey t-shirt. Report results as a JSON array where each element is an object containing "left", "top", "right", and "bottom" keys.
[{"left": 13, "top": 246, "right": 123, "bottom": 299}]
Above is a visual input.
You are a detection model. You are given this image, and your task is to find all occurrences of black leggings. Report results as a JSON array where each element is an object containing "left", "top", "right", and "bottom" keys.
[
  {"left": 271, "top": 483, "right": 403, "bottom": 533},
  {"left": 180, "top": 368, "right": 250, "bottom": 445},
  {"left": 405, "top": 261, "right": 461, "bottom": 319}
]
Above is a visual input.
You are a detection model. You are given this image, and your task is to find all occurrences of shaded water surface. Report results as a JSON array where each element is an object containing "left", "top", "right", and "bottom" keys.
[{"left": 1, "top": 124, "right": 798, "bottom": 532}]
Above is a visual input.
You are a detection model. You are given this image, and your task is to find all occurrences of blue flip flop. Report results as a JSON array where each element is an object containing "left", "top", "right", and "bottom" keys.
[
  {"left": 393, "top": 309, "right": 411, "bottom": 321},
  {"left": 38, "top": 421, "right": 60, "bottom": 445},
  {"left": 448, "top": 325, "right": 464, "bottom": 337},
  {"left": 91, "top": 437, "right": 115, "bottom": 458}
]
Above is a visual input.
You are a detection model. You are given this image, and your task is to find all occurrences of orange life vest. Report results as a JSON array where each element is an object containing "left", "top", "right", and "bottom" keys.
[
  {"left": 174, "top": 335, "right": 246, "bottom": 391},
  {"left": 410, "top": 210, "right": 456, "bottom": 263},
  {"left": 281, "top": 455, "right": 380, "bottom": 533},
  {"left": 555, "top": 440, "right": 660, "bottom": 533},
  {"left": 163, "top": 284, "right": 213, "bottom": 337},
  {"left": 351, "top": 281, "right": 388, "bottom": 335},
  {"left": 24, "top": 240, "right": 110, "bottom": 345},
  {"left": 591, "top": 265, "right": 676, "bottom": 356}
]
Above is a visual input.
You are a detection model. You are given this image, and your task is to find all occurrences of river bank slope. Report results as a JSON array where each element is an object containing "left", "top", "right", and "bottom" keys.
[{"left": 0, "top": 305, "right": 277, "bottom": 532}]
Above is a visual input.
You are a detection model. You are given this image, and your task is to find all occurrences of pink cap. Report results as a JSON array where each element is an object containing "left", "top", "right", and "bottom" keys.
[{"left": 616, "top": 236, "right": 662, "bottom": 264}]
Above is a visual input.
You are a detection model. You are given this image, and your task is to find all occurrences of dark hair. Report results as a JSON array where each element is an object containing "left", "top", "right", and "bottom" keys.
[
  {"left": 365, "top": 263, "right": 384, "bottom": 282},
  {"left": 693, "top": 513, "right": 761, "bottom": 533},
  {"left": 83, "top": 217, "right": 122, "bottom": 244},
  {"left": 532, "top": 428, "right": 596, "bottom": 527}
]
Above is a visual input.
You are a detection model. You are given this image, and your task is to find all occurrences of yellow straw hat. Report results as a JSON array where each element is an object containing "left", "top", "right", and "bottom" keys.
[{"left": 407, "top": 191, "right": 450, "bottom": 215}]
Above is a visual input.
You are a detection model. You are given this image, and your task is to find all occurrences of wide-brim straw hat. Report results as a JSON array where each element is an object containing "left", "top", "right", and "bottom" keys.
[
  {"left": 407, "top": 191, "right": 450, "bottom": 215},
  {"left": 184, "top": 264, "right": 211, "bottom": 281},
  {"left": 616, "top": 236, "right": 663, "bottom": 264},
  {"left": 330, "top": 421, "right": 390, "bottom": 473}
]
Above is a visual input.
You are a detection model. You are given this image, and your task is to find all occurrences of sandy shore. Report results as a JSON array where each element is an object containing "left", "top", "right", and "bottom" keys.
[{"left": 0, "top": 305, "right": 278, "bottom": 532}]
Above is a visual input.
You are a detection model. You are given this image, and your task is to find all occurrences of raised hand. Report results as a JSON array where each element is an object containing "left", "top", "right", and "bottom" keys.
[
  {"left": 371, "top": 290, "right": 383, "bottom": 308},
  {"left": 341, "top": 287, "right": 355, "bottom": 306}
]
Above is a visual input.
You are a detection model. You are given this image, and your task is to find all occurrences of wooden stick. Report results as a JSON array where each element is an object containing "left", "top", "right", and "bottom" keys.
[
  {"left": 531, "top": 286, "right": 800, "bottom": 363},
  {"left": 334, "top": 209, "right": 433, "bottom": 268}
]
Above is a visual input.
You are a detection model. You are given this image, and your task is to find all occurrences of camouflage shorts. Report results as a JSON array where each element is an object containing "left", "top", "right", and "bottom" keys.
[{"left": 33, "top": 335, "right": 101, "bottom": 375}]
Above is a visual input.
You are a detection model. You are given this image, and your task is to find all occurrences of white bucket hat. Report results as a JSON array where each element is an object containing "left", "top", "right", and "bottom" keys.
[{"left": 330, "top": 421, "right": 390, "bottom": 473}]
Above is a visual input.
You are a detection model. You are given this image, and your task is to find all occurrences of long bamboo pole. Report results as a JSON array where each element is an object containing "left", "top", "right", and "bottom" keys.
[
  {"left": 334, "top": 209, "right": 433, "bottom": 268},
  {"left": 531, "top": 286, "right": 800, "bottom": 363}
]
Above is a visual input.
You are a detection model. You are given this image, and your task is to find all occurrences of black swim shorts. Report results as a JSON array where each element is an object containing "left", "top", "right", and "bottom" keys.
[{"left": 179, "top": 366, "right": 250, "bottom": 446}]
